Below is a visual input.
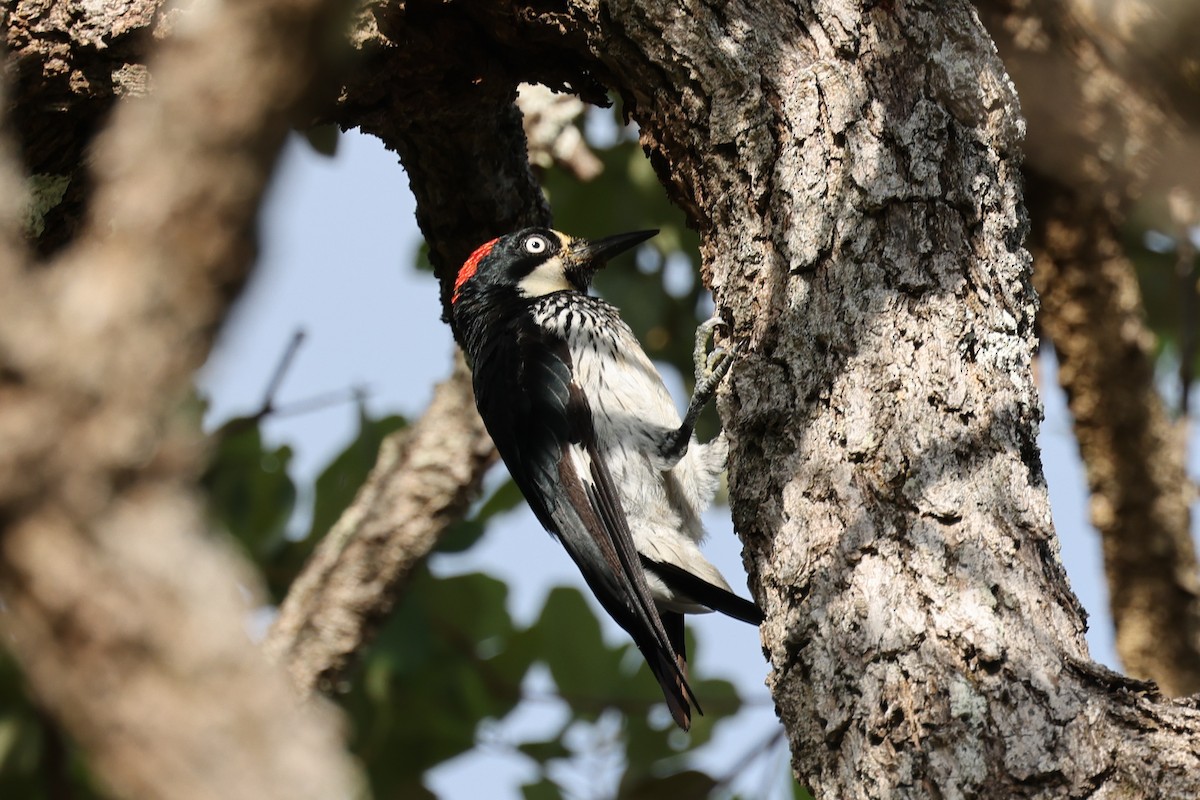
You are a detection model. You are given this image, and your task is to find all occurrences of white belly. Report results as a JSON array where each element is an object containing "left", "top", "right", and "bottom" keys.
[{"left": 539, "top": 296, "right": 733, "bottom": 611}]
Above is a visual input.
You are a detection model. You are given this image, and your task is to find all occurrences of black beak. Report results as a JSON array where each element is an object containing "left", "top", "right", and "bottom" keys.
[{"left": 564, "top": 229, "right": 658, "bottom": 288}]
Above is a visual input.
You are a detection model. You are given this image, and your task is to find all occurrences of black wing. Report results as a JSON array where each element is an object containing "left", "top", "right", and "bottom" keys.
[{"left": 472, "top": 318, "right": 699, "bottom": 729}]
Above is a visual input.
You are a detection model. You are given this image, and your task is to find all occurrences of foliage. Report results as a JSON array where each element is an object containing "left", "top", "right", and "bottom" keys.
[
  {"left": 202, "top": 404, "right": 407, "bottom": 602},
  {"left": 196, "top": 373, "right": 761, "bottom": 797},
  {"left": 1110, "top": 197, "right": 1200, "bottom": 406},
  {"left": 1126, "top": 219, "right": 1198, "bottom": 394},
  {"left": 344, "top": 563, "right": 745, "bottom": 797}
]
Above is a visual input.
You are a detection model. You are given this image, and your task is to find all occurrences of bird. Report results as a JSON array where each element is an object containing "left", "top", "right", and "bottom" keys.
[{"left": 449, "top": 226, "right": 762, "bottom": 731}]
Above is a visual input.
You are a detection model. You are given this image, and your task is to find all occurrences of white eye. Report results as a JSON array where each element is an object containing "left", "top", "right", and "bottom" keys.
[{"left": 524, "top": 235, "right": 549, "bottom": 255}]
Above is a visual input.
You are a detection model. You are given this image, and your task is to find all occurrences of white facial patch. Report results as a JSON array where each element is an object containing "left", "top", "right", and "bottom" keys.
[{"left": 517, "top": 254, "right": 573, "bottom": 297}]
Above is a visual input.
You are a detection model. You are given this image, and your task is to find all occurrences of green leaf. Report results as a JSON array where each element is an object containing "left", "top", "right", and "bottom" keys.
[
  {"left": 532, "top": 588, "right": 627, "bottom": 710},
  {"left": 413, "top": 240, "right": 435, "bottom": 273},
  {"left": 620, "top": 769, "right": 717, "bottom": 800},
  {"left": 202, "top": 419, "right": 296, "bottom": 558},
  {"left": 621, "top": 711, "right": 681, "bottom": 780},
  {"left": 436, "top": 478, "right": 525, "bottom": 554},
  {"left": 0, "top": 649, "right": 103, "bottom": 798},
  {"left": 390, "top": 780, "right": 437, "bottom": 800},
  {"left": 342, "top": 569, "right": 534, "bottom": 795},
  {"left": 476, "top": 478, "right": 526, "bottom": 522},
  {"left": 300, "top": 123, "right": 340, "bottom": 157},
  {"left": 522, "top": 777, "right": 564, "bottom": 800},
  {"left": 207, "top": 407, "right": 408, "bottom": 601},
  {"left": 1124, "top": 204, "right": 1200, "bottom": 388},
  {"left": 435, "top": 518, "right": 487, "bottom": 554},
  {"left": 307, "top": 409, "right": 406, "bottom": 541},
  {"left": 793, "top": 781, "right": 816, "bottom": 800}
]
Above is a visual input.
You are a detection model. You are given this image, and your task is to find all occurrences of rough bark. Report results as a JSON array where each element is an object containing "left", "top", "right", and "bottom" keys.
[
  {"left": 655, "top": 2, "right": 1200, "bottom": 792},
  {"left": 3, "top": 0, "right": 159, "bottom": 254},
  {"left": 265, "top": 357, "right": 495, "bottom": 693},
  {"left": 0, "top": 1, "right": 361, "bottom": 798},
  {"left": 357, "top": 0, "right": 1200, "bottom": 795},
  {"left": 979, "top": 0, "right": 1200, "bottom": 694}
]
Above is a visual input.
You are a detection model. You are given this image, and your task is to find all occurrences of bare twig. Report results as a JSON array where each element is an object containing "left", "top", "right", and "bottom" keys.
[
  {"left": 0, "top": 1, "right": 363, "bottom": 797},
  {"left": 216, "top": 331, "right": 367, "bottom": 435},
  {"left": 714, "top": 726, "right": 788, "bottom": 793},
  {"left": 260, "top": 329, "right": 308, "bottom": 414},
  {"left": 271, "top": 386, "right": 369, "bottom": 419}
]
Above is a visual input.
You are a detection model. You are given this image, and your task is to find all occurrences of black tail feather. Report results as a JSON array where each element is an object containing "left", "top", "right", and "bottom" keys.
[
  {"left": 640, "top": 613, "right": 702, "bottom": 731},
  {"left": 645, "top": 643, "right": 693, "bottom": 731},
  {"left": 642, "top": 557, "right": 765, "bottom": 625},
  {"left": 663, "top": 610, "right": 689, "bottom": 680}
]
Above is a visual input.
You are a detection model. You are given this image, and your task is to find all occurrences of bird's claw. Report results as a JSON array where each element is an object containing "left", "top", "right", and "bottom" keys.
[
  {"left": 663, "top": 316, "right": 739, "bottom": 465},
  {"left": 690, "top": 316, "right": 739, "bottom": 416},
  {"left": 693, "top": 316, "right": 733, "bottom": 385}
]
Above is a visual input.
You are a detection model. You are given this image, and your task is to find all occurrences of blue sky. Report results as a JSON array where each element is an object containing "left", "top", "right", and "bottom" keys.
[{"left": 197, "top": 129, "right": 1123, "bottom": 798}]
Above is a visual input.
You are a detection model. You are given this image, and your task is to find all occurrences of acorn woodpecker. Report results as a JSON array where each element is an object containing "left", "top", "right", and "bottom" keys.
[{"left": 450, "top": 227, "right": 762, "bottom": 730}]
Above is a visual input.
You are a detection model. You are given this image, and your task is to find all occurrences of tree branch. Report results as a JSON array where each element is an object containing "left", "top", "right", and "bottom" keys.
[
  {"left": 1029, "top": 175, "right": 1200, "bottom": 696},
  {"left": 0, "top": 1, "right": 361, "bottom": 797},
  {"left": 518, "top": 83, "right": 603, "bottom": 181},
  {"left": 3, "top": 0, "right": 161, "bottom": 253},
  {"left": 979, "top": 0, "right": 1200, "bottom": 694},
  {"left": 265, "top": 356, "right": 495, "bottom": 693}
]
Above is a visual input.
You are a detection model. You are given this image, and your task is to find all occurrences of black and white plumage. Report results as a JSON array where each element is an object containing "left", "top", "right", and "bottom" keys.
[{"left": 450, "top": 227, "right": 762, "bottom": 730}]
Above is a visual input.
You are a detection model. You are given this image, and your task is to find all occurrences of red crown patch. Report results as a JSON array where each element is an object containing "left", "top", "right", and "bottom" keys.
[{"left": 452, "top": 238, "right": 499, "bottom": 304}]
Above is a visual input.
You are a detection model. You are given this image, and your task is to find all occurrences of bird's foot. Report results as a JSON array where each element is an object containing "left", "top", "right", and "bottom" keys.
[
  {"left": 692, "top": 316, "right": 729, "bottom": 386},
  {"left": 691, "top": 316, "right": 737, "bottom": 408}
]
